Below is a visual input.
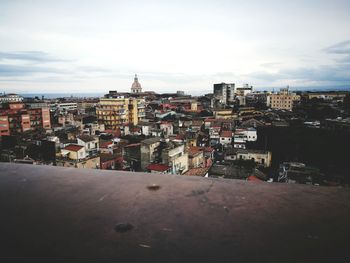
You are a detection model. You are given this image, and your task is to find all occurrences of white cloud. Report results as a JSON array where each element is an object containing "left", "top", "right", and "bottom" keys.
[{"left": 0, "top": 0, "right": 350, "bottom": 94}]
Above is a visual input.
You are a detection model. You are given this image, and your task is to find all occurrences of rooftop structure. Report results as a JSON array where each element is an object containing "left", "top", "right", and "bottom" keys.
[{"left": 131, "top": 74, "right": 142, "bottom": 93}]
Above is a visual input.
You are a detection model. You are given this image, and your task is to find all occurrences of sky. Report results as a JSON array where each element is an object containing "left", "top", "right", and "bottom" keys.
[{"left": 0, "top": 0, "right": 350, "bottom": 95}]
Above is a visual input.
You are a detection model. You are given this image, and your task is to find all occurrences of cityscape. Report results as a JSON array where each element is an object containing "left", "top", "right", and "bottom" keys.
[
  {"left": 1, "top": 0, "right": 350, "bottom": 262},
  {"left": 1, "top": 75, "right": 349, "bottom": 186}
]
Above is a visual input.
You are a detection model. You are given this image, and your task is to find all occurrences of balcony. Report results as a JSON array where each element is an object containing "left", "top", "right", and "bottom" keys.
[{"left": 0, "top": 162, "right": 349, "bottom": 262}]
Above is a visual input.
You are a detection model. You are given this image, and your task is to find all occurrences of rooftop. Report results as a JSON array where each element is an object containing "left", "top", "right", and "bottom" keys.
[
  {"left": 78, "top": 135, "right": 97, "bottom": 142},
  {"left": 146, "top": 163, "right": 171, "bottom": 172},
  {"left": 141, "top": 137, "right": 161, "bottom": 145},
  {"left": 183, "top": 167, "right": 210, "bottom": 176},
  {"left": 63, "top": 144, "right": 84, "bottom": 152},
  {"left": 220, "top": 131, "right": 232, "bottom": 138}
]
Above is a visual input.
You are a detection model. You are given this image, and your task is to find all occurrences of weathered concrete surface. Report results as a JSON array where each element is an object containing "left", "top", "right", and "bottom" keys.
[{"left": 0, "top": 163, "right": 349, "bottom": 262}]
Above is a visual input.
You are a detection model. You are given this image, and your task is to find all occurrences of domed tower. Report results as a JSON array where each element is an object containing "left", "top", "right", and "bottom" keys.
[{"left": 131, "top": 74, "right": 142, "bottom": 93}]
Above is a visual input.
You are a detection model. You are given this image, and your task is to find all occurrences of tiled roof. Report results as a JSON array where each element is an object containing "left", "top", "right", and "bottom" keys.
[
  {"left": 220, "top": 131, "right": 232, "bottom": 138},
  {"left": 146, "top": 164, "right": 171, "bottom": 172},
  {"left": 188, "top": 146, "right": 204, "bottom": 156},
  {"left": 64, "top": 144, "right": 84, "bottom": 152},
  {"left": 204, "top": 147, "right": 214, "bottom": 152},
  {"left": 100, "top": 141, "right": 113, "bottom": 148},
  {"left": 183, "top": 167, "right": 210, "bottom": 177}
]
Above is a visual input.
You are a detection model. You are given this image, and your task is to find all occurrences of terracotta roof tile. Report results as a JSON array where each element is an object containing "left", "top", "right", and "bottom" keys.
[
  {"left": 64, "top": 144, "right": 84, "bottom": 152},
  {"left": 146, "top": 164, "right": 171, "bottom": 172}
]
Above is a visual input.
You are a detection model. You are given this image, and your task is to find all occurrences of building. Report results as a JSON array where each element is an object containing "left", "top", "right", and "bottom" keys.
[
  {"left": 233, "top": 128, "right": 257, "bottom": 149},
  {"left": 57, "top": 144, "right": 100, "bottom": 169},
  {"left": 188, "top": 146, "right": 205, "bottom": 169},
  {"left": 140, "top": 137, "right": 162, "bottom": 170},
  {"left": 96, "top": 97, "right": 145, "bottom": 129},
  {"left": 77, "top": 135, "right": 99, "bottom": 157},
  {"left": 161, "top": 142, "right": 189, "bottom": 174},
  {"left": 267, "top": 87, "right": 300, "bottom": 110},
  {"left": 0, "top": 93, "right": 23, "bottom": 103},
  {"left": 27, "top": 108, "right": 51, "bottom": 130},
  {"left": 141, "top": 137, "right": 188, "bottom": 174},
  {"left": 235, "top": 84, "right": 253, "bottom": 96},
  {"left": 0, "top": 115, "right": 10, "bottom": 136},
  {"left": 100, "top": 153, "right": 123, "bottom": 170},
  {"left": 50, "top": 102, "right": 78, "bottom": 113},
  {"left": 219, "top": 131, "right": 233, "bottom": 145},
  {"left": 227, "top": 149, "right": 272, "bottom": 167},
  {"left": 213, "top": 83, "right": 235, "bottom": 104},
  {"left": 0, "top": 103, "right": 51, "bottom": 135},
  {"left": 213, "top": 109, "right": 237, "bottom": 119},
  {"left": 131, "top": 74, "right": 142, "bottom": 93}
]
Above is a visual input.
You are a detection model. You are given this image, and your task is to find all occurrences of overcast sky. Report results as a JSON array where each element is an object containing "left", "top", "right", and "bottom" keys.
[{"left": 0, "top": 0, "right": 350, "bottom": 94}]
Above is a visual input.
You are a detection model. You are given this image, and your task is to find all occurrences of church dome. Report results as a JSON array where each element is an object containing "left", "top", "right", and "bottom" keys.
[{"left": 131, "top": 74, "right": 142, "bottom": 93}]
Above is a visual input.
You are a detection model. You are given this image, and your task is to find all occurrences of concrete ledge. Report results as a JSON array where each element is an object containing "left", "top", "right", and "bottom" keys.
[{"left": 0, "top": 163, "right": 350, "bottom": 262}]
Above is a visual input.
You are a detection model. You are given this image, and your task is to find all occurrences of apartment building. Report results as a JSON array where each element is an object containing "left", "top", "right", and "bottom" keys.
[
  {"left": 213, "top": 83, "right": 235, "bottom": 104},
  {"left": 0, "top": 93, "right": 23, "bottom": 103},
  {"left": 267, "top": 87, "right": 300, "bottom": 110},
  {"left": 140, "top": 137, "right": 189, "bottom": 174},
  {"left": 96, "top": 97, "right": 145, "bottom": 129},
  {"left": 0, "top": 103, "right": 51, "bottom": 135}
]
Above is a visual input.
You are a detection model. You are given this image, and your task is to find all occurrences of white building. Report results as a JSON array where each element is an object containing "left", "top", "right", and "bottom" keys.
[
  {"left": 219, "top": 131, "right": 233, "bottom": 145},
  {"left": 0, "top": 93, "right": 23, "bottom": 103},
  {"left": 77, "top": 135, "right": 99, "bottom": 157}
]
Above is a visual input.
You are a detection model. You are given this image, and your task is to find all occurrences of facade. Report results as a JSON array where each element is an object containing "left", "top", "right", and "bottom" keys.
[
  {"left": 58, "top": 144, "right": 100, "bottom": 169},
  {"left": 188, "top": 147, "right": 205, "bottom": 169},
  {"left": 219, "top": 131, "right": 233, "bottom": 145},
  {"left": 161, "top": 143, "right": 189, "bottom": 174},
  {"left": 0, "top": 103, "right": 51, "bottom": 135},
  {"left": 232, "top": 149, "right": 272, "bottom": 167},
  {"left": 27, "top": 108, "right": 51, "bottom": 130},
  {"left": 0, "top": 115, "right": 10, "bottom": 136},
  {"left": 213, "top": 83, "right": 235, "bottom": 104},
  {"left": 267, "top": 87, "right": 301, "bottom": 110},
  {"left": 214, "top": 109, "right": 236, "bottom": 119},
  {"left": 140, "top": 137, "right": 188, "bottom": 174},
  {"left": 96, "top": 97, "right": 145, "bottom": 129},
  {"left": 140, "top": 137, "right": 162, "bottom": 170},
  {"left": 50, "top": 102, "right": 78, "bottom": 113},
  {"left": 77, "top": 135, "right": 99, "bottom": 157},
  {"left": 131, "top": 74, "right": 142, "bottom": 93},
  {"left": 0, "top": 93, "right": 23, "bottom": 103},
  {"left": 235, "top": 84, "right": 253, "bottom": 96}
]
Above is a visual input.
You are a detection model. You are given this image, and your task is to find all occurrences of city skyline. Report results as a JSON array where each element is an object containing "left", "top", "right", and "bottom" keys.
[{"left": 1, "top": 0, "right": 350, "bottom": 94}]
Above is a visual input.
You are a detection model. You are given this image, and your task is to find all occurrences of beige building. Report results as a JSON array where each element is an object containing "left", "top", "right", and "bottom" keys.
[
  {"left": 140, "top": 137, "right": 162, "bottom": 170},
  {"left": 230, "top": 149, "right": 272, "bottom": 168},
  {"left": 267, "top": 87, "right": 300, "bottom": 110},
  {"left": 57, "top": 144, "right": 100, "bottom": 169},
  {"left": 188, "top": 147, "right": 205, "bottom": 169},
  {"left": 162, "top": 143, "right": 189, "bottom": 174},
  {"left": 96, "top": 97, "right": 145, "bottom": 129},
  {"left": 214, "top": 109, "right": 237, "bottom": 119}
]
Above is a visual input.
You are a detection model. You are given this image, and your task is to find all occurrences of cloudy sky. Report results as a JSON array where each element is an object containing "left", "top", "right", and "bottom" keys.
[{"left": 0, "top": 0, "right": 350, "bottom": 95}]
